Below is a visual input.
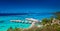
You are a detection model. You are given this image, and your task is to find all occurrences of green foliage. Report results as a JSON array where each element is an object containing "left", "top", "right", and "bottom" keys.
[
  {"left": 52, "top": 24, "right": 60, "bottom": 31},
  {"left": 49, "top": 16, "right": 54, "bottom": 21},
  {"left": 56, "top": 27, "right": 60, "bottom": 31},
  {"left": 7, "top": 27, "right": 13, "bottom": 31},
  {"left": 42, "top": 18, "right": 49, "bottom": 25},
  {"left": 39, "top": 24, "right": 60, "bottom": 31},
  {"left": 14, "top": 27, "right": 22, "bottom": 31},
  {"left": 26, "top": 27, "right": 41, "bottom": 31},
  {"left": 7, "top": 27, "right": 22, "bottom": 31},
  {"left": 35, "top": 28, "right": 41, "bottom": 31},
  {"left": 40, "top": 25, "right": 56, "bottom": 31},
  {"left": 48, "top": 16, "right": 54, "bottom": 24}
]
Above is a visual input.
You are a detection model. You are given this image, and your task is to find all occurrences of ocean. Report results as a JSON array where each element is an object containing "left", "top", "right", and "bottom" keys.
[{"left": 0, "top": 13, "right": 54, "bottom": 31}]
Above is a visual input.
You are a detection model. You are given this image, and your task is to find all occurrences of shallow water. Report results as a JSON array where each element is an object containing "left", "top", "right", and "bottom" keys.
[{"left": 0, "top": 13, "right": 54, "bottom": 31}]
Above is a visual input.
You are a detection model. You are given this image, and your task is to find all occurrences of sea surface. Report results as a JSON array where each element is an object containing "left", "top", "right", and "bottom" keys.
[{"left": 0, "top": 13, "right": 54, "bottom": 31}]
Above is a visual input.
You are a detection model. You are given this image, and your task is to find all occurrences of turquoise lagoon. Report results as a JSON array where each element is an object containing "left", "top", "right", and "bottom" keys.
[{"left": 0, "top": 13, "right": 54, "bottom": 31}]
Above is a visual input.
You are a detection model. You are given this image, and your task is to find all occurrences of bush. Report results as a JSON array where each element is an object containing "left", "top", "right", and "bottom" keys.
[{"left": 7, "top": 27, "right": 13, "bottom": 31}]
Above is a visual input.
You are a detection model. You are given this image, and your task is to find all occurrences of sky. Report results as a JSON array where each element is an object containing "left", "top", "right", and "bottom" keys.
[{"left": 0, "top": 0, "right": 60, "bottom": 13}]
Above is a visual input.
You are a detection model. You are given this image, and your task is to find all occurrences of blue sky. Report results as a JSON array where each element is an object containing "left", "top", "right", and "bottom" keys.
[{"left": 0, "top": 0, "right": 60, "bottom": 13}]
